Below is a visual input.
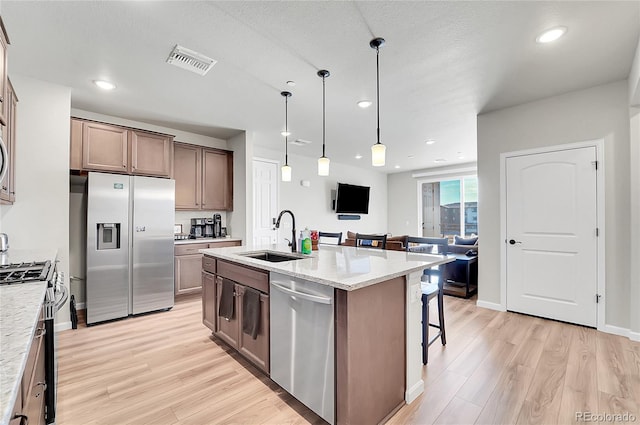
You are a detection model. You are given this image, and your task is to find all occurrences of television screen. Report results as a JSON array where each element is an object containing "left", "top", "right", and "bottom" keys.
[{"left": 335, "top": 183, "right": 370, "bottom": 214}]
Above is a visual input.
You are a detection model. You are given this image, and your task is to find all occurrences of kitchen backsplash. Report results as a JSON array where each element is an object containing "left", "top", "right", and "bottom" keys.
[{"left": 174, "top": 210, "right": 227, "bottom": 236}]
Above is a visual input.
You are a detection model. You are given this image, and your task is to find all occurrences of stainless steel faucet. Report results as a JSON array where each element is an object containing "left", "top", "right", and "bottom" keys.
[{"left": 275, "top": 210, "right": 296, "bottom": 252}]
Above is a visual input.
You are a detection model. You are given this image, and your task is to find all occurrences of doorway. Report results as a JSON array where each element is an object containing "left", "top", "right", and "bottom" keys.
[
  {"left": 252, "top": 158, "right": 279, "bottom": 246},
  {"left": 502, "top": 141, "right": 604, "bottom": 328}
]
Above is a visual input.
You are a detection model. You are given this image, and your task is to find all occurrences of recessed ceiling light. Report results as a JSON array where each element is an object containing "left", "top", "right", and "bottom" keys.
[
  {"left": 281, "top": 131, "right": 291, "bottom": 137},
  {"left": 434, "top": 158, "right": 447, "bottom": 163},
  {"left": 286, "top": 81, "right": 296, "bottom": 87},
  {"left": 536, "top": 26, "right": 567, "bottom": 44},
  {"left": 357, "top": 100, "right": 372, "bottom": 109},
  {"left": 408, "top": 154, "right": 414, "bottom": 158},
  {"left": 355, "top": 154, "right": 363, "bottom": 159},
  {"left": 394, "top": 165, "right": 400, "bottom": 169},
  {"left": 93, "top": 80, "right": 116, "bottom": 90},
  {"left": 457, "top": 155, "right": 465, "bottom": 159},
  {"left": 425, "top": 140, "right": 436, "bottom": 145}
]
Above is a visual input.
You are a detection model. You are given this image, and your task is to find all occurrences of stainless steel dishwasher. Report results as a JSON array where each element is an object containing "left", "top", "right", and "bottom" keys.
[{"left": 270, "top": 272, "right": 335, "bottom": 424}]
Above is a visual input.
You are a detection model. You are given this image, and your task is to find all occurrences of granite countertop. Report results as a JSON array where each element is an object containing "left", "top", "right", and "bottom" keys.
[
  {"left": 0, "top": 249, "right": 58, "bottom": 425},
  {"left": 200, "top": 244, "right": 454, "bottom": 291},
  {"left": 175, "top": 237, "right": 242, "bottom": 245},
  {"left": 0, "top": 282, "right": 48, "bottom": 425}
]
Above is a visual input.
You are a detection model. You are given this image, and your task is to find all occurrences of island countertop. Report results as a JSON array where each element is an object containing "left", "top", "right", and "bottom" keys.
[{"left": 200, "top": 244, "right": 454, "bottom": 291}]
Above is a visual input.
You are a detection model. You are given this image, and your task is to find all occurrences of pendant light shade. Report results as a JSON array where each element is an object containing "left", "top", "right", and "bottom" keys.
[
  {"left": 370, "top": 37, "right": 386, "bottom": 167},
  {"left": 281, "top": 91, "right": 292, "bottom": 182},
  {"left": 317, "top": 69, "right": 330, "bottom": 176}
]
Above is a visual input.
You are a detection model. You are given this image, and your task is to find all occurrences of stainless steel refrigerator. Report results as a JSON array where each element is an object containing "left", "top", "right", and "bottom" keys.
[{"left": 86, "top": 172, "right": 175, "bottom": 325}]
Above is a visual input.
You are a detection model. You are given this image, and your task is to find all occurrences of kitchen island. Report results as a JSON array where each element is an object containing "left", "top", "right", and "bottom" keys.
[{"left": 200, "top": 243, "right": 453, "bottom": 425}]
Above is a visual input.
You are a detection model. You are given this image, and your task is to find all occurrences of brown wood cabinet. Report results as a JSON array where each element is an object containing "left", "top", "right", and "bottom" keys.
[
  {"left": 1, "top": 78, "right": 17, "bottom": 204},
  {"left": 0, "top": 17, "right": 9, "bottom": 127},
  {"left": 174, "top": 142, "right": 233, "bottom": 211},
  {"left": 175, "top": 241, "right": 241, "bottom": 295},
  {"left": 71, "top": 118, "right": 173, "bottom": 177},
  {"left": 203, "top": 257, "right": 270, "bottom": 373},
  {"left": 12, "top": 304, "right": 46, "bottom": 425}
]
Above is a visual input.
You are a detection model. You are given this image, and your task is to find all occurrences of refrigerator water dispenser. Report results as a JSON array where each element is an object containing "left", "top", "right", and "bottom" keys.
[{"left": 97, "top": 223, "right": 121, "bottom": 250}]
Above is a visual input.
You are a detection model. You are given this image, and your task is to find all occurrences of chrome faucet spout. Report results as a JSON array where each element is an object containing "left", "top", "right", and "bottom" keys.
[{"left": 275, "top": 210, "right": 297, "bottom": 253}]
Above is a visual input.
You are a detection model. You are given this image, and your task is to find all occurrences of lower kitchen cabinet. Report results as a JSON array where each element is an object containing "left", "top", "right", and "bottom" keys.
[
  {"left": 203, "top": 257, "right": 270, "bottom": 373},
  {"left": 202, "top": 271, "right": 216, "bottom": 331},
  {"left": 175, "top": 241, "right": 241, "bottom": 295}
]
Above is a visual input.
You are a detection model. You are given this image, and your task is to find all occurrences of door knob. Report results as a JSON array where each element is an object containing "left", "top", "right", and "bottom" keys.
[{"left": 508, "top": 239, "right": 522, "bottom": 245}]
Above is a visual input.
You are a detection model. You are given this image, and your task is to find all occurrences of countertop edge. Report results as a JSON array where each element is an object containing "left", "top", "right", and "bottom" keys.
[{"left": 174, "top": 238, "right": 242, "bottom": 245}]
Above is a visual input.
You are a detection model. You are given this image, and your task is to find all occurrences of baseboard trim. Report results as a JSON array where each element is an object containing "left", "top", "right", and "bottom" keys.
[
  {"left": 75, "top": 301, "right": 86, "bottom": 310},
  {"left": 629, "top": 331, "right": 640, "bottom": 342},
  {"left": 476, "top": 300, "right": 506, "bottom": 312},
  {"left": 55, "top": 321, "right": 72, "bottom": 332},
  {"left": 405, "top": 379, "right": 424, "bottom": 404},
  {"left": 601, "top": 324, "right": 630, "bottom": 338}
]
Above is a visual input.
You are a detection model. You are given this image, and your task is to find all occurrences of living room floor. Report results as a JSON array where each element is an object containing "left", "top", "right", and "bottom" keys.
[{"left": 57, "top": 294, "right": 639, "bottom": 425}]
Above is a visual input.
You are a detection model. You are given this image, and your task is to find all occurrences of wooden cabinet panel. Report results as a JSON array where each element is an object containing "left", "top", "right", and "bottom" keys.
[
  {"left": 70, "top": 118, "right": 83, "bottom": 171},
  {"left": 0, "top": 18, "right": 9, "bottom": 127},
  {"left": 215, "top": 278, "right": 240, "bottom": 348},
  {"left": 202, "top": 255, "right": 216, "bottom": 274},
  {"left": 208, "top": 240, "right": 241, "bottom": 249},
  {"left": 174, "top": 243, "right": 208, "bottom": 256},
  {"left": 237, "top": 288, "right": 270, "bottom": 372},
  {"left": 1, "top": 78, "right": 16, "bottom": 203},
  {"left": 82, "top": 122, "right": 128, "bottom": 172},
  {"left": 130, "top": 130, "right": 172, "bottom": 177},
  {"left": 23, "top": 335, "right": 46, "bottom": 425},
  {"left": 202, "top": 271, "right": 216, "bottom": 331},
  {"left": 216, "top": 260, "right": 269, "bottom": 294},
  {"left": 174, "top": 143, "right": 201, "bottom": 209},
  {"left": 202, "top": 148, "right": 233, "bottom": 211},
  {"left": 175, "top": 253, "right": 204, "bottom": 295}
]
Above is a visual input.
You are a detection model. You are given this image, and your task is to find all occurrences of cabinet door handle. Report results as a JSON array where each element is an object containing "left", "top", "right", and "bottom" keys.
[
  {"left": 35, "top": 326, "right": 46, "bottom": 338},
  {"left": 34, "top": 381, "right": 47, "bottom": 397},
  {"left": 1, "top": 186, "right": 6, "bottom": 191},
  {"left": 12, "top": 414, "right": 28, "bottom": 425},
  {"left": 122, "top": 165, "right": 126, "bottom": 168}
]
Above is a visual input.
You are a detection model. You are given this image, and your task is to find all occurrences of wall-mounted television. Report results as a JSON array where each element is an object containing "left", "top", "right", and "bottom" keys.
[{"left": 335, "top": 183, "right": 370, "bottom": 214}]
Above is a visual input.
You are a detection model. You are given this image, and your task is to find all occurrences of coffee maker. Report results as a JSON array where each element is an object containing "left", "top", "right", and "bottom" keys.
[
  {"left": 213, "top": 214, "right": 222, "bottom": 238},
  {"left": 204, "top": 218, "right": 215, "bottom": 238},
  {"left": 190, "top": 218, "right": 206, "bottom": 238}
]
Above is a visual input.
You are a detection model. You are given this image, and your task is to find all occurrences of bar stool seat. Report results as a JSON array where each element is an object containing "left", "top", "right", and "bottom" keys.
[{"left": 421, "top": 278, "right": 446, "bottom": 364}]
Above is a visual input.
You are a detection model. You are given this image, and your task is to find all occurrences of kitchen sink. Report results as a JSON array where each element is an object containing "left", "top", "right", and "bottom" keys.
[{"left": 239, "top": 251, "right": 306, "bottom": 263}]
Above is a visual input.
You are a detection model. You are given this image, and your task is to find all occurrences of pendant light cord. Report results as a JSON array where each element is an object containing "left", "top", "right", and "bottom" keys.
[
  {"left": 322, "top": 74, "right": 326, "bottom": 157},
  {"left": 376, "top": 45, "right": 380, "bottom": 145},
  {"left": 285, "top": 95, "right": 289, "bottom": 165}
]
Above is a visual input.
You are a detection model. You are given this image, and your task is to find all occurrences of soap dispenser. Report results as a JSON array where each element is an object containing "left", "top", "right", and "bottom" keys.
[{"left": 301, "top": 228, "right": 312, "bottom": 254}]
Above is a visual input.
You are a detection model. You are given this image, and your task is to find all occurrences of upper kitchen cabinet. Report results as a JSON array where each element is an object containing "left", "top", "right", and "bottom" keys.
[
  {"left": 130, "top": 130, "right": 172, "bottom": 177},
  {"left": 174, "top": 142, "right": 233, "bottom": 211},
  {"left": 0, "top": 78, "right": 17, "bottom": 204},
  {"left": 202, "top": 148, "right": 233, "bottom": 211},
  {"left": 71, "top": 118, "right": 173, "bottom": 178},
  {"left": 82, "top": 121, "right": 129, "bottom": 173},
  {"left": 0, "top": 17, "right": 9, "bottom": 126}
]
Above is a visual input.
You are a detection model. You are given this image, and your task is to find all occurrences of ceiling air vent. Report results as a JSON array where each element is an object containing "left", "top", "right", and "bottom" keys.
[
  {"left": 290, "top": 139, "right": 312, "bottom": 146},
  {"left": 166, "top": 45, "right": 216, "bottom": 76}
]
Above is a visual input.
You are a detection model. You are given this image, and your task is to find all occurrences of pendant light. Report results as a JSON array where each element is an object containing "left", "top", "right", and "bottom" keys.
[
  {"left": 370, "top": 37, "right": 386, "bottom": 167},
  {"left": 317, "top": 69, "right": 330, "bottom": 176},
  {"left": 281, "top": 91, "right": 292, "bottom": 182}
]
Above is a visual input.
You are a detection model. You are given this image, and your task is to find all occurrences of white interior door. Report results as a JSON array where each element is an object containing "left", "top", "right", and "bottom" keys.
[
  {"left": 252, "top": 159, "right": 278, "bottom": 246},
  {"left": 505, "top": 146, "right": 598, "bottom": 327}
]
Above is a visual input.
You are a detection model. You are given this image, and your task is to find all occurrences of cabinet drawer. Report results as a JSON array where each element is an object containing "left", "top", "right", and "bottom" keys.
[
  {"left": 174, "top": 243, "right": 209, "bottom": 256},
  {"left": 202, "top": 255, "right": 216, "bottom": 274},
  {"left": 217, "top": 260, "right": 269, "bottom": 294},
  {"left": 208, "top": 240, "right": 241, "bottom": 248}
]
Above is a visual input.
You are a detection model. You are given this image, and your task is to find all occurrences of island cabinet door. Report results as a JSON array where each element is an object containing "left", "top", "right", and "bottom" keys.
[
  {"left": 202, "top": 271, "right": 216, "bottom": 331},
  {"left": 237, "top": 287, "right": 270, "bottom": 373},
  {"left": 215, "top": 278, "right": 240, "bottom": 348}
]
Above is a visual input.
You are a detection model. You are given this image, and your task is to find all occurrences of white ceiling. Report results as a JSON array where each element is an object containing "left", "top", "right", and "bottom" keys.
[{"left": 2, "top": 1, "right": 639, "bottom": 173}]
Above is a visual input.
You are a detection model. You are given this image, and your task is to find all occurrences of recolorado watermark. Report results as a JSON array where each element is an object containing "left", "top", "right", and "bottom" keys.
[{"left": 576, "top": 412, "right": 637, "bottom": 423}]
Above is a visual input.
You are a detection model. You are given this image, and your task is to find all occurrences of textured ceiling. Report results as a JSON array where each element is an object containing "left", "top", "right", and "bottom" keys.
[{"left": 2, "top": 1, "right": 639, "bottom": 173}]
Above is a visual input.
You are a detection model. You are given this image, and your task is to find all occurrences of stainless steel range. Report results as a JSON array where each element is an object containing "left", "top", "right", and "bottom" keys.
[{"left": 0, "top": 260, "right": 51, "bottom": 284}]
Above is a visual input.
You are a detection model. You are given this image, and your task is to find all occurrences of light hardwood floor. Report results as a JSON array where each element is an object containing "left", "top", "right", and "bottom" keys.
[{"left": 57, "top": 294, "right": 639, "bottom": 425}]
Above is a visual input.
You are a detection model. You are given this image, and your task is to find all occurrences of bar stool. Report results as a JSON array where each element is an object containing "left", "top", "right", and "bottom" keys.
[
  {"left": 318, "top": 231, "right": 342, "bottom": 245},
  {"left": 421, "top": 278, "right": 446, "bottom": 364}
]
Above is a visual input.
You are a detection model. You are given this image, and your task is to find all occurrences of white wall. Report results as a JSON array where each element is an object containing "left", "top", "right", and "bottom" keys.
[
  {"left": 253, "top": 146, "right": 388, "bottom": 243},
  {"left": 630, "top": 108, "right": 640, "bottom": 340},
  {"left": 477, "top": 80, "right": 631, "bottom": 328},
  {"left": 228, "top": 131, "right": 252, "bottom": 243},
  {"left": 0, "top": 75, "right": 72, "bottom": 329}
]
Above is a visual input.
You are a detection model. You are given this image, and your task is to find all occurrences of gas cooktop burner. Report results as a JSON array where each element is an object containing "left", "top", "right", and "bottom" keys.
[{"left": 0, "top": 260, "right": 51, "bottom": 285}]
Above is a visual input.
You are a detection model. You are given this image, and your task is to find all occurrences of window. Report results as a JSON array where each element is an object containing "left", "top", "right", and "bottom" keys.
[{"left": 421, "top": 176, "right": 478, "bottom": 237}]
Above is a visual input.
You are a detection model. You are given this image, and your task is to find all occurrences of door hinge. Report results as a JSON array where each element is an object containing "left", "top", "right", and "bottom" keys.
[
  {"left": 596, "top": 294, "right": 601, "bottom": 303},
  {"left": 592, "top": 160, "right": 599, "bottom": 170},
  {"left": 596, "top": 227, "right": 599, "bottom": 237}
]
